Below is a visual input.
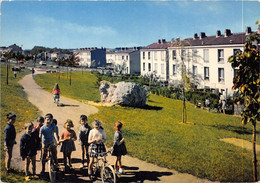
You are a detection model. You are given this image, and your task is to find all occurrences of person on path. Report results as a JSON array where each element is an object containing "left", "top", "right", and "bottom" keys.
[
  {"left": 20, "top": 122, "right": 38, "bottom": 180},
  {"left": 4, "top": 113, "right": 17, "bottom": 172},
  {"left": 52, "top": 83, "right": 60, "bottom": 103},
  {"left": 88, "top": 119, "right": 107, "bottom": 177},
  {"left": 31, "top": 68, "right": 35, "bottom": 77},
  {"left": 59, "top": 119, "right": 77, "bottom": 170},
  {"left": 112, "top": 121, "right": 127, "bottom": 175},
  {"left": 78, "top": 114, "right": 92, "bottom": 169},
  {"left": 39, "top": 113, "right": 59, "bottom": 176}
]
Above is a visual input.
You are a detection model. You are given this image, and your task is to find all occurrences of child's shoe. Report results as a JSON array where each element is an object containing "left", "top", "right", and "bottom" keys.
[
  {"left": 119, "top": 168, "right": 125, "bottom": 175},
  {"left": 25, "top": 176, "right": 31, "bottom": 181},
  {"left": 114, "top": 169, "right": 119, "bottom": 174}
]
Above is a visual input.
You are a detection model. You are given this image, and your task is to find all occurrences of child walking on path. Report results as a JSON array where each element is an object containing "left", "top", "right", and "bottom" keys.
[
  {"left": 59, "top": 119, "right": 77, "bottom": 170},
  {"left": 20, "top": 122, "right": 38, "bottom": 180},
  {"left": 88, "top": 119, "right": 107, "bottom": 178},
  {"left": 112, "top": 121, "right": 127, "bottom": 175},
  {"left": 78, "top": 115, "right": 92, "bottom": 169},
  {"left": 4, "top": 113, "right": 17, "bottom": 172}
]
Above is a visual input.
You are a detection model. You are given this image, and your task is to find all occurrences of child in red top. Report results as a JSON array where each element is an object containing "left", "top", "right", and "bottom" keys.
[
  {"left": 59, "top": 119, "right": 77, "bottom": 170},
  {"left": 52, "top": 83, "right": 60, "bottom": 103}
]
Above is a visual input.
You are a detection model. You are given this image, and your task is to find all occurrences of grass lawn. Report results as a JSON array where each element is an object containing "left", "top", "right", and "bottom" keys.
[
  {"left": 0, "top": 63, "right": 41, "bottom": 182},
  {"left": 35, "top": 71, "right": 260, "bottom": 182}
]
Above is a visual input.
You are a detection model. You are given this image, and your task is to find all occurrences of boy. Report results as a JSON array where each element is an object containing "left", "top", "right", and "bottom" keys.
[
  {"left": 39, "top": 113, "right": 59, "bottom": 176},
  {"left": 78, "top": 115, "right": 92, "bottom": 168},
  {"left": 4, "top": 113, "right": 17, "bottom": 172},
  {"left": 20, "top": 122, "right": 38, "bottom": 180}
]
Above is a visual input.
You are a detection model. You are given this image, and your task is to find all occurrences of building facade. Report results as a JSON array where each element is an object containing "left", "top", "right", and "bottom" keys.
[
  {"left": 141, "top": 27, "right": 256, "bottom": 96},
  {"left": 74, "top": 48, "right": 106, "bottom": 68},
  {"left": 106, "top": 48, "right": 141, "bottom": 74}
]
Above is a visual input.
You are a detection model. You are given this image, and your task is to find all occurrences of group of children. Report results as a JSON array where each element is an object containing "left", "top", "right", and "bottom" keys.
[{"left": 4, "top": 112, "right": 127, "bottom": 180}]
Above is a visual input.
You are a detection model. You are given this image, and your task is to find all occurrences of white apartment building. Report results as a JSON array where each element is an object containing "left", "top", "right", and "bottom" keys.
[
  {"left": 106, "top": 48, "right": 140, "bottom": 74},
  {"left": 141, "top": 27, "right": 256, "bottom": 96},
  {"left": 74, "top": 48, "right": 106, "bottom": 68}
]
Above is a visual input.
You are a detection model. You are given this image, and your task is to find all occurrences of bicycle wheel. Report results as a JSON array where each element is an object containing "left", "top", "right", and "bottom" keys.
[
  {"left": 48, "top": 158, "right": 56, "bottom": 182},
  {"left": 101, "top": 165, "right": 116, "bottom": 183}
]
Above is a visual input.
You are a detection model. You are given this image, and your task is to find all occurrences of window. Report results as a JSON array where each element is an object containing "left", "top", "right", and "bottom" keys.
[
  {"left": 161, "top": 64, "right": 165, "bottom": 74},
  {"left": 122, "top": 56, "right": 124, "bottom": 60},
  {"left": 154, "top": 51, "right": 157, "bottom": 60},
  {"left": 172, "top": 50, "right": 176, "bottom": 60},
  {"left": 143, "top": 52, "right": 145, "bottom": 59},
  {"left": 192, "top": 49, "right": 197, "bottom": 62},
  {"left": 218, "top": 68, "right": 224, "bottom": 82},
  {"left": 192, "top": 65, "right": 197, "bottom": 76},
  {"left": 148, "top": 63, "right": 151, "bottom": 71},
  {"left": 126, "top": 56, "right": 128, "bottom": 60},
  {"left": 181, "top": 49, "right": 185, "bottom": 59},
  {"left": 203, "top": 49, "right": 209, "bottom": 62},
  {"left": 204, "top": 67, "right": 209, "bottom": 80},
  {"left": 148, "top": 52, "right": 151, "bottom": 60},
  {"left": 218, "top": 49, "right": 224, "bottom": 62},
  {"left": 172, "top": 64, "right": 176, "bottom": 75},
  {"left": 143, "top": 63, "right": 145, "bottom": 71},
  {"left": 161, "top": 51, "right": 165, "bottom": 60},
  {"left": 154, "top": 63, "right": 158, "bottom": 73}
]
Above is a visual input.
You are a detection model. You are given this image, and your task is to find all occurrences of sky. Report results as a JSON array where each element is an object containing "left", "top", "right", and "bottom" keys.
[{"left": 0, "top": 0, "right": 260, "bottom": 50}]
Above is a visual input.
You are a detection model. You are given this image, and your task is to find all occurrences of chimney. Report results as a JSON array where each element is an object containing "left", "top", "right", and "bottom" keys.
[
  {"left": 216, "top": 30, "right": 221, "bottom": 38},
  {"left": 162, "top": 39, "right": 166, "bottom": 43},
  {"left": 158, "top": 39, "right": 161, "bottom": 44},
  {"left": 200, "top": 32, "right": 206, "bottom": 39},
  {"left": 246, "top": 27, "right": 252, "bottom": 35},
  {"left": 193, "top": 33, "right": 198, "bottom": 40},
  {"left": 224, "top": 29, "right": 232, "bottom": 37}
]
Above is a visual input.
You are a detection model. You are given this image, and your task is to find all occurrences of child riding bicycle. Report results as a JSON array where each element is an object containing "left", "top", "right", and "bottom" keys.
[{"left": 52, "top": 83, "right": 60, "bottom": 104}]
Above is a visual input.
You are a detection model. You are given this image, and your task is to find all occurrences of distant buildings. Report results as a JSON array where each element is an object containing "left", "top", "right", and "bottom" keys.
[{"left": 74, "top": 47, "right": 106, "bottom": 68}]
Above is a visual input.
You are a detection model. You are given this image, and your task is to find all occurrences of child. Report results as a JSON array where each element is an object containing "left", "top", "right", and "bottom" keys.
[
  {"left": 4, "top": 113, "right": 17, "bottom": 172},
  {"left": 39, "top": 113, "right": 59, "bottom": 176},
  {"left": 53, "top": 119, "right": 60, "bottom": 145},
  {"left": 52, "top": 83, "right": 60, "bottom": 103},
  {"left": 33, "top": 116, "right": 44, "bottom": 151},
  {"left": 59, "top": 119, "right": 77, "bottom": 169},
  {"left": 20, "top": 122, "right": 38, "bottom": 180},
  {"left": 78, "top": 115, "right": 92, "bottom": 169},
  {"left": 112, "top": 121, "right": 127, "bottom": 174},
  {"left": 88, "top": 119, "right": 107, "bottom": 177}
]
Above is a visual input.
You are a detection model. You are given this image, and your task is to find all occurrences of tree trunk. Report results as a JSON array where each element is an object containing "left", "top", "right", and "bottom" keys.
[{"left": 252, "top": 122, "right": 258, "bottom": 182}]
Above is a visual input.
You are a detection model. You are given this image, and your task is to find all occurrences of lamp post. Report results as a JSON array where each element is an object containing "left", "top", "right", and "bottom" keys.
[{"left": 69, "top": 68, "right": 72, "bottom": 86}]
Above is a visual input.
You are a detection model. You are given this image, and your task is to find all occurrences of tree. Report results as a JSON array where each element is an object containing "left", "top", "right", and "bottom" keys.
[{"left": 228, "top": 26, "right": 260, "bottom": 182}]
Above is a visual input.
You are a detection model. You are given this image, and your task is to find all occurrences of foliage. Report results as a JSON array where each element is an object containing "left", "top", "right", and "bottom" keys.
[
  {"left": 228, "top": 32, "right": 260, "bottom": 125},
  {"left": 0, "top": 63, "right": 40, "bottom": 182},
  {"left": 30, "top": 46, "right": 71, "bottom": 55}
]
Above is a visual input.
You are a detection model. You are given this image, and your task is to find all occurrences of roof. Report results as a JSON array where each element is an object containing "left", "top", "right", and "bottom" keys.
[
  {"left": 107, "top": 49, "right": 138, "bottom": 54},
  {"left": 143, "top": 32, "right": 250, "bottom": 50}
]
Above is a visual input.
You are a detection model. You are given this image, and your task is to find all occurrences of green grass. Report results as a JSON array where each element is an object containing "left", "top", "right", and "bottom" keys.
[
  {"left": 35, "top": 71, "right": 260, "bottom": 182},
  {"left": 1, "top": 63, "right": 40, "bottom": 182},
  {"left": 34, "top": 71, "right": 100, "bottom": 102}
]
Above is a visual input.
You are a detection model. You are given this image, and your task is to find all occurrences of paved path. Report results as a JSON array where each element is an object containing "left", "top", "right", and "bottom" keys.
[{"left": 12, "top": 69, "right": 216, "bottom": 182}]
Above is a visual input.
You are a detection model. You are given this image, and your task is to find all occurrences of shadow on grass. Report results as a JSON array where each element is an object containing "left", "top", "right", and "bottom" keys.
[
  {"left": 136, "top": 105, "right": 163, "bottom": 111},
  {"left": 208, "top": 124, "right": 257, "bottom": 135}
]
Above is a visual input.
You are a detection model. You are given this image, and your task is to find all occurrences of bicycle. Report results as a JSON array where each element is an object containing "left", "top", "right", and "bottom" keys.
[
  {"left": 89, "top": 150, "right": 116, "bottom": 183},
  {"left": 53, "top": 95, "right": 59, "bottom": 106},
  {"left": 42, "top": 144, "right": 59, "bottom": 182}
]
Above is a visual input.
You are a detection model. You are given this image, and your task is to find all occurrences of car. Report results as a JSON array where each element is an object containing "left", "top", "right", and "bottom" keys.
[
  {"left": 18, "top": 60, "right": 24, "bottom": 64},
  {"left": 39, "top": 61, "right": 47, "bottom": 66},
  {"left": 1, "top": 58, "right": 6, "bottom": 62}
]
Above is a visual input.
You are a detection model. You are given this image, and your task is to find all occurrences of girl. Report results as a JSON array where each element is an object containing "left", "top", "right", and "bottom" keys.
[
  {"left": 20, "top": 122, "right": 38, "bottom": 180},
  {"left": 112, "top": 121, "right": 127, "bottom": 174},
  {"left": 52, "top": 83, "right": 60, "bottom": 103},
  {"left": 88, "top": 119, "right": 107, "bottom": 177},
  {"left": 59, "top": 119, "right": 77, "bottom": 169},
  {"left": 78, "top": 115, "right": 92, "bottom": 169}
]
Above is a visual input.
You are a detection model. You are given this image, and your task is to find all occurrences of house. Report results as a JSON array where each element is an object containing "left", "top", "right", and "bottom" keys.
[
  {"left": 74, "top": 47, "right": 106, "bottom": 68},
  {"left": 106, "top": 47, "right": 141, "bottom": 74},
  {"left": 141, "top": 26, "right": 257, "bottom": 96}
]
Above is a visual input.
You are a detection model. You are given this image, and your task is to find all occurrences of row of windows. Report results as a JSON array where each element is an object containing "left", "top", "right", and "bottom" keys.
[
  {"left": 143, "top": 62, "right": 165, "bottom": 74},
  {"left": 142, "top": 49, "right": 240, "bottom": 63}
]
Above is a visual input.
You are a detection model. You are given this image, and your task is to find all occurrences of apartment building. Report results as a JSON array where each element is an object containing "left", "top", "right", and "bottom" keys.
[
  {"left": 106, "top": 48, "right": 141, "bottom": 74},
  {"left": 141, "top": 27, "right": 256, "bottom": 96},
  {"left": 74, "top": 47, "right": 106, "bottom": 68}
]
